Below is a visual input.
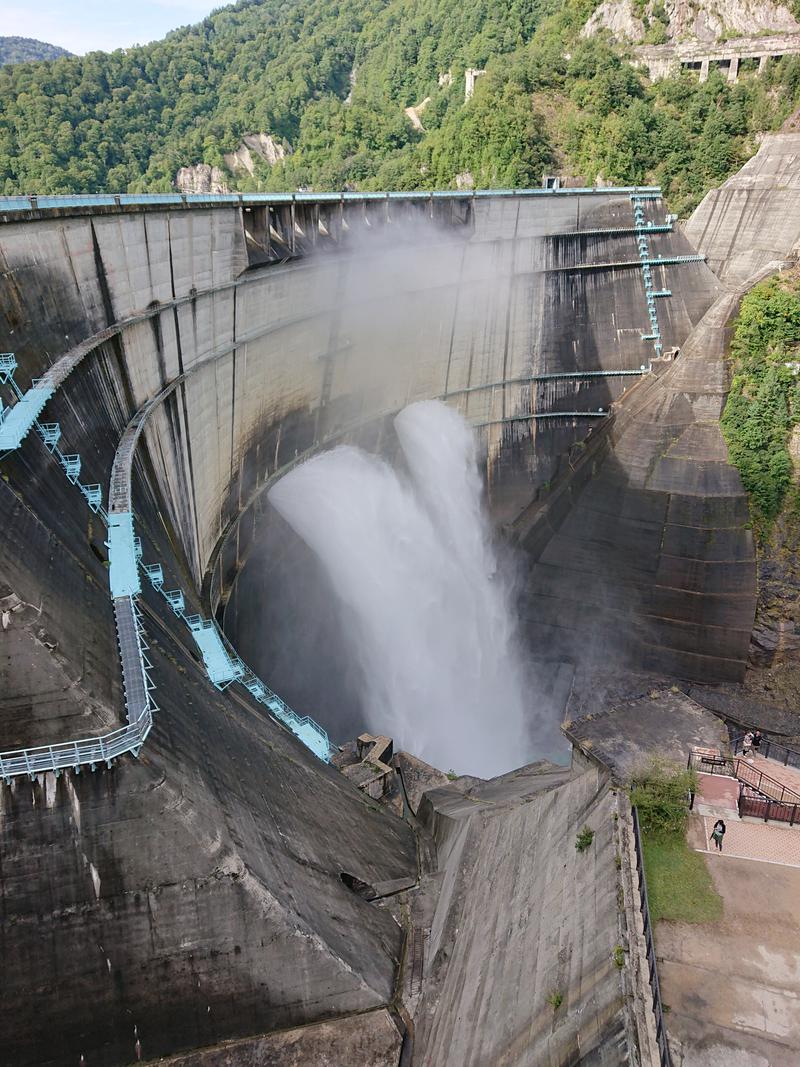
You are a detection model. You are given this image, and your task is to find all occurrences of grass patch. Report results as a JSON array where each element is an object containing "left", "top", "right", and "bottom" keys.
[{"left": 642, "top": 834, "right": 723, "bottom": 924}]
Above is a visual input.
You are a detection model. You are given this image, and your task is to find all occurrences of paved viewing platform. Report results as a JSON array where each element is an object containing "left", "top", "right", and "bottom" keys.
[
  {"left": 692, "top": 815, "right": 800, "bottom": 867},
  {"left": 659, "top": 742, "right": 800, "bottom": 1064}
]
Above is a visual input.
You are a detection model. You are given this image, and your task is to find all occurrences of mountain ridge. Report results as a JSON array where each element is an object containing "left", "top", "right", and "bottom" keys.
[
  {"left": 0, "top": 0, "right": 799, "bottom": 213},
  {"left": 0, "top": 36, "right": 72, "bottom": 67}
]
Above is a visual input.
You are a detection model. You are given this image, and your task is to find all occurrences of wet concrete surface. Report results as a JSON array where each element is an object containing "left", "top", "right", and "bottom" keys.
[{"left": 566, "top": 687, "right": 729, "bottom": 782}]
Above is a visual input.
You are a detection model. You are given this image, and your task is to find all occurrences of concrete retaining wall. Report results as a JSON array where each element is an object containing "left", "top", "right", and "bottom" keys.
[{"left": 686, "top": 133, "right": 800, "bottom": 284}]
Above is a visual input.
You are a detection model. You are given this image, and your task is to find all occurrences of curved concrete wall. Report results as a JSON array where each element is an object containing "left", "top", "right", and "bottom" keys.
[
  {"left": 686, "top": 132, "right": 800, "bottom": 284},
  {"left": 0, "top": 191, "right": 734, "bottom": 1064}
]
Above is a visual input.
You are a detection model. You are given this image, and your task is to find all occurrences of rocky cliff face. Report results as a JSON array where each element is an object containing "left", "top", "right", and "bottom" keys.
[
  {"left": 176, "top": 133, "right": 288, "bottom": 193},
  {"left": 175, "top": 163, "right": 230, "bottom": 194},
  {"left": 584, "top": 0, "right": 800, "bottom": 44},
  {"left": 224, "top": 132, "right": 287, "bottom": 176}
]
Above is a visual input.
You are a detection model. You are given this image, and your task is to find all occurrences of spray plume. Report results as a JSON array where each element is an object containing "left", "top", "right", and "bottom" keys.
[{"left": 267, "top": 399, "right": 531, "bottom": 777}]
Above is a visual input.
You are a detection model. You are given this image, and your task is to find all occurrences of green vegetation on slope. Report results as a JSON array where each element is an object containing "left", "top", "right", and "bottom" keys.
[
  {"left": 631, "top": 761, "right": 722, "bottom": 925},
  {"left": 0, "top": 0, "right": 799, "bottom": 206},
  {"left": 722, "top": 272, "right": 800, "bottom": 536},
  {"left": 0, "top": 38, "right": 71, "bottom": 67}
]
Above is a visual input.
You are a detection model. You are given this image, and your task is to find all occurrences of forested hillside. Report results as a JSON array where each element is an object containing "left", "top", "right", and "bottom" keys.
[
  {"left": 0, "top": 0, "right": 799, "bottom": 211},
  {"left": 0, "top": 38, "right": 71, "bottom": 67}
]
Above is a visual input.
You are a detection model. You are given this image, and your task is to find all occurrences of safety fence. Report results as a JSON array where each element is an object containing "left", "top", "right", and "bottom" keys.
[
  {"left": 0, "top": 353, "right": 333, "bottom": 781},
  {"left": 0, "top": 186, "right": 664, "bottom": 216},
  {"left": 631, "top": 806, "right": 673, "bottom": 1067},
  {"left": 731, "top": 732, "right": 800, "bottom": 771},
  {"left": 688, "top": 749, "right": 800, "bottom": 805},
  {"left": 688, "top": 747, "right": 800, "bottom": 826},
  {"left": 738, "top": 789, "right": 800, "bottom": 826}
]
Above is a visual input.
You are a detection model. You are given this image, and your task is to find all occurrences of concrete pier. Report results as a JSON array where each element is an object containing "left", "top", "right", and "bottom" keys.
[{"left": 634, "top": 31, "right": 800, "bottom": 82}]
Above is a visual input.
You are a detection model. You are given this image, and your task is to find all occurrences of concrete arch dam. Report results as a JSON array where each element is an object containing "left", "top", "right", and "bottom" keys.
[{"left": 0, "top": 189, "right": 753, "bottom": 1064}]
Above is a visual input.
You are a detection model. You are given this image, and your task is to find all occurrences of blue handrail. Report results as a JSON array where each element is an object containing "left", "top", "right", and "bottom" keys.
[
  {"left": 0, "top": 357, "right": 333, "bottom": 780},
  {"left": 0, "top": 186, "right": 664, "bottom": 216}
]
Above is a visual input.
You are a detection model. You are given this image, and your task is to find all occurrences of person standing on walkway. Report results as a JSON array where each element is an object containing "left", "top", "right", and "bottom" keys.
[
  {"left": 753, "top": 729, "right": 763, "bottom": 754},
  {"left": 743, "top": 731, "right": 754, "bottom": 757},
  {"left": 710, "top": 819, "right": 726, "bottom": 851}
]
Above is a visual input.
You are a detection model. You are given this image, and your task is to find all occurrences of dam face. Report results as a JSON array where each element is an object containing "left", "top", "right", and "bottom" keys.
[{"left": 0, "top": 190, "right": 753, "bottom": 1063}]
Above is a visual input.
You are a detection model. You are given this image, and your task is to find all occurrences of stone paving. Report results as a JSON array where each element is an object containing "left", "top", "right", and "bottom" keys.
[
  {"left": 690, "top": 814, "right": 800, "bottom": 868},
  {"left": 693, "top": 771, "right": 739, "bottom": 818},
  {"left": 659, "top": 850, "right": 800, "bottom": 1067},
  {"left": 691, "top": 758, "right": 800, "bottom": 867}
]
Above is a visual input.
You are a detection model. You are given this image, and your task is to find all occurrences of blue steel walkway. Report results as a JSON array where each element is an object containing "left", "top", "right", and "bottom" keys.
[
  {"left": 107, "top": 381, "right": 334, "bottom": 761},
  {"left": 0, "top": 353, "right": 333, "bottom": 780}
]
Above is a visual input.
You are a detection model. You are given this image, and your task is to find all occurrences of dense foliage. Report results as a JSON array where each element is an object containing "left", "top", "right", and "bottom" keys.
[
  {"left": 0, "top": 0, "right": 799, "bottom": 207},
  {"left": 722, "top": 273, "right": 800, "bottom": 534},
  {"left": 630, "top": 759, "right": 697, "bottom": 837},
  {"left": 0, "top": 38, "right": 71, "bottom": 67}
]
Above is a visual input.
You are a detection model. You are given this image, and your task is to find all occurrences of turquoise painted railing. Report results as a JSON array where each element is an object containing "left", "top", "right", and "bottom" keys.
[
  {"left": 0, "top": 187, "right": 663, "bottom": 215},
  {"left": 0, "top": 356, "right": 333, "bottom": 781}
]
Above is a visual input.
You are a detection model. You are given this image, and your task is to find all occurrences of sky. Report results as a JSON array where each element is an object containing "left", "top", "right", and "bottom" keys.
[{"left": 1, "top": 0, "right": 222, "bottom": 54}]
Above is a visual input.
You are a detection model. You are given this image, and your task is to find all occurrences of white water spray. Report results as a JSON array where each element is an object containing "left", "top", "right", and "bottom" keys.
[{"left": 268, "top": 400, "right": 531, "bottom": 777}]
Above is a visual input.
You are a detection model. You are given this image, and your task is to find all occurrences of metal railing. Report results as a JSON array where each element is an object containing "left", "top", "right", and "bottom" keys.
[
  {"left": 631, "top": 806, "right": 673, "bottom": 1067},
  {"left": 0, "top": 187, "right": 663, "bottom": 216},
  {"left": 0, "top": 719, "right": 151, "bottom": 780},
  {"left": 688, "top": 749, "right": 800, "bottom": 806},
  {"left": 631, "top": 194, "right": 668, "bottom": 360},
  {"left": 731, "top": 733, "right": 800, "bottom": 771},
  {"left": 738, "top": 786, "right": 800, "bottom": 826},
  {"left": 0, "top": 355, "right": 331, "bottom": 779},
  {"left": 733, "top": 758, "right": 800, "bottom": 805},
  {"left": 0, "top": 593, "right": 156, "bottom": 782}
]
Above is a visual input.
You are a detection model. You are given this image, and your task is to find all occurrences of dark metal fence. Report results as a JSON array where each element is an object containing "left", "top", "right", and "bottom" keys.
[
  {"left": 688, "top": 750, "right": 800, "bottom": 806},
  {"left": 631, "top": 806, "right": 673, "bottom": 1067},
  {"left": 731, "top": 733, "right": 800, "bottom": 771},
  {"left": 733, "top": 758, "right": 800, "bottom": 805},
  {"left": 739, "top": 787, "right": 800, "bottom": 826}
]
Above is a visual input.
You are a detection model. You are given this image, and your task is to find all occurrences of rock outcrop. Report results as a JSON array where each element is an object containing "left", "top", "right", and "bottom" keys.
[
  {"left": 176, "top": 134, "right": 287, "bottom": 193},
  {"left": 224, "top": 132, "right": 287, "bottom": 176},
  {"left": 175, "top": 163, "right": 230, "bottom": 194},
  {"left": 584, "top": 0, "right": 799, "bottom": 44},
  {"left": 404, "top": 97, "right": 430, "bottom": 131}
]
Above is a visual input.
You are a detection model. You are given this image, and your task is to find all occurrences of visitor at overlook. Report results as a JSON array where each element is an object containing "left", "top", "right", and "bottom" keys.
[
  {"left": 753, "top": 729, "right": 763, "bottom": 753},
  {"left": 710, "top": 819, "right": 727, "bottom": 852},
  {"left": 743, "top": 731, "right": 754, "bottom": 757}
]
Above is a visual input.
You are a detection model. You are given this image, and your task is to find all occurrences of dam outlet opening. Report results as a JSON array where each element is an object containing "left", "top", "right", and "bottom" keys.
[{"left": 267, "top": 399, "right": 533, "bottom": 778}]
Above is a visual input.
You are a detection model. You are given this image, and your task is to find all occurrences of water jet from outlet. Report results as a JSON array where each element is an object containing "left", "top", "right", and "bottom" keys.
[{"left": 268, "top": 399, "right": 532, "bottom": 777}]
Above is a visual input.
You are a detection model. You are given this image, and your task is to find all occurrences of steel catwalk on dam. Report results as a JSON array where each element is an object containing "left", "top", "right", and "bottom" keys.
[{"left": 0, "top": 189, "right": 755, "bottom": 1064}]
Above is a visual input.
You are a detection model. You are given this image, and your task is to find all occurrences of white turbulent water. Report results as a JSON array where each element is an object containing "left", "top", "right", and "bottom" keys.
[{"left": 267, "top": 399, "right": 530, "bottom": 777}]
